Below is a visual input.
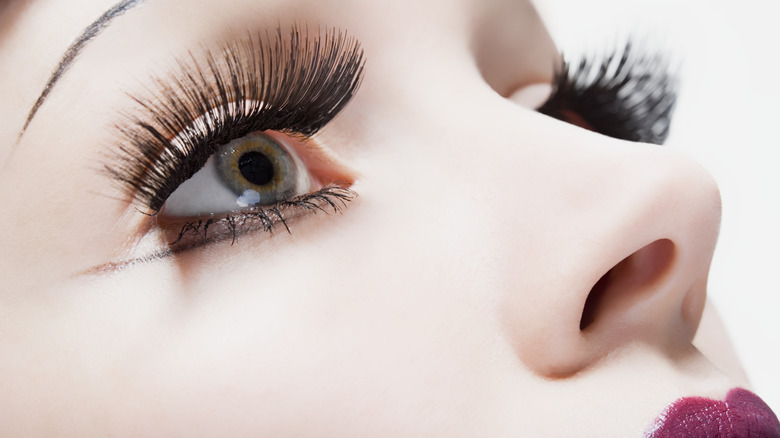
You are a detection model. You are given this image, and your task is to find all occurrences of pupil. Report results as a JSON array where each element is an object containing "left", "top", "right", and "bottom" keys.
[{"left": 238, "top": 151, "right": 274, "bottom": 186}]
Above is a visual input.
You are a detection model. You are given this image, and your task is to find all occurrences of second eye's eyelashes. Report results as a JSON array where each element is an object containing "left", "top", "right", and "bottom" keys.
[
  {"left": 538, "top": 42, "right": 677, "bottom": 145},
  {"left": 105, "top": 26, "right": 365, "bottom": 213}
]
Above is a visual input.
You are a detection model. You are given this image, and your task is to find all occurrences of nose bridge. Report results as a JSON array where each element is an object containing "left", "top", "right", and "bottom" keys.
[{"left": 361, "top": 67, "right": 722, "bottom": 377}]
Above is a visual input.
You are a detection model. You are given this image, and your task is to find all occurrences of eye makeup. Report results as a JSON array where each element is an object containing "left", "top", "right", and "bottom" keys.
[
  {"left": 537, "top": 42, "right": 677, "bottom": 145},
  {"left": 95, "top": 27, "right": 365, "bottom": 258},
  {"left": 162, "top": 184, "right": 356, "bottom": 249},
  {"left": 105, "top": 26, "right": 365, "bottom": 213}
]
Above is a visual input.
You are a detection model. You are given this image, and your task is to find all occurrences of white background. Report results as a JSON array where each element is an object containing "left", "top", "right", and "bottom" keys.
[{"left": 536, "top": 0, "right": 780, "bottom": 412}]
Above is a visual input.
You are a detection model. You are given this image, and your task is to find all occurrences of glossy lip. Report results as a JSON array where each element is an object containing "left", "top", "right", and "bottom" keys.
[{"left": 645, "top": 388, "right": 780, "bottom": 438}]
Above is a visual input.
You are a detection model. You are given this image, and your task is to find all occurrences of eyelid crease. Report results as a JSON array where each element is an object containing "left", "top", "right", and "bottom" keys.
[{"left": 103, "top": 25, "right": 365, "bottom": 212}]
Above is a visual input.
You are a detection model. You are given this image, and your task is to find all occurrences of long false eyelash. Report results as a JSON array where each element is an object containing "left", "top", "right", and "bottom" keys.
[
  {"left": 537, "top": 42, "right": 677, "bottom": 145},
  {"left": 105, "top": 26, "right": 365, "bottom": 212}
]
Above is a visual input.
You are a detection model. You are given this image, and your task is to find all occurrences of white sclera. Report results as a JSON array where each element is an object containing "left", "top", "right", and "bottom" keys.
[{"left": 161, "top": 154, "right": 243, "bottom": 217}]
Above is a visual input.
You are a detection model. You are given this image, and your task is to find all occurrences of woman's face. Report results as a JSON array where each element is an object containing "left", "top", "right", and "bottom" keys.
[{"left": 1, "top": 0, "right": 777, "bottom": 435}]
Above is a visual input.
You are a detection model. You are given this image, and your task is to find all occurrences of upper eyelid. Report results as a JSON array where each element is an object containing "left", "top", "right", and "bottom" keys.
[{"left": 103, "top": 26, "right": 365, "bottom": 213}]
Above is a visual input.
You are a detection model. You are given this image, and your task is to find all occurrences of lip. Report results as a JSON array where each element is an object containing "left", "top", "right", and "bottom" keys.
[{"left": 645, "top": 388, "right": 780, "bottom": 437}]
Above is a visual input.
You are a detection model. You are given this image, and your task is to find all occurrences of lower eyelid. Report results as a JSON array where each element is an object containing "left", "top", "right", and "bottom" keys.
[
  {"left": 82, "top": 185, "right": 357, "bottom": 276},
  {"left": 158, "top": 185, "right": 357, "bottom": 252},
  {"left": 159, "top": 204, "right": 287, "bottom": 249}
]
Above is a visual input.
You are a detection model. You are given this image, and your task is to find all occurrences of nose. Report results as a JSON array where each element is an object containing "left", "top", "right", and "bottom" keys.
[
  {"left": 354, "top": 52, "right": 722, "bottom": 378},
  {"left": 488, "top": 112, "right": 723, "bottom": 378}
]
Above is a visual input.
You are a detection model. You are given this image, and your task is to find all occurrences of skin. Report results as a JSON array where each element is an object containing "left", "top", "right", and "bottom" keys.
[{"left": 0, "top": 0, "right": 753, "bottom": 435}]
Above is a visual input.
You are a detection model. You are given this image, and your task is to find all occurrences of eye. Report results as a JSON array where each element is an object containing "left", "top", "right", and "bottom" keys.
[
  {"left": 161, "top": 132, "right": 313, "bottom": 218},
  {"left": 536, "top": 43, "right": 677, "bottom": 145},
  {"left": 103, "top": 28, "right": 364, "bottom": 256}
]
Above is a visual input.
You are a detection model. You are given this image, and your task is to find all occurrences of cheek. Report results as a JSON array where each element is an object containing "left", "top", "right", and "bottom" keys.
[
  {"left": 0, "top": 134, "right": 121, "bottom": 277},
  {"left": 10, "top": 215, "right": 512, "bottom": 435},
  {"left": 126, "top": 273, "right": 507, "bottom": 435}
]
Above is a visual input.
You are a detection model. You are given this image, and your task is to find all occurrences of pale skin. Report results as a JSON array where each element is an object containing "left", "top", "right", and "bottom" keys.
[{"left": 0, "top": 0, "right": 750, "bottom": 436}]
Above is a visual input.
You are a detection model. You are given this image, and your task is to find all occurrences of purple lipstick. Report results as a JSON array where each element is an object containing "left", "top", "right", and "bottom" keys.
[{"left": 645, "top": 388, "right": 780, "bottom": 437}]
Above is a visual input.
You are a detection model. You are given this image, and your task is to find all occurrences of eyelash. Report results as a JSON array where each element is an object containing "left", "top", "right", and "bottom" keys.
[
  {"left": 106, "top": 27, "right": 364, "bottom": 213},
  {"left": 537, "top": 42, "right": 677, "bottom": 145},
  {"left": 104, "top": 27, "right": 364, "bottom": 251},
  {"left": 162, "top": 185, "right": 356, "bottom": 251}
]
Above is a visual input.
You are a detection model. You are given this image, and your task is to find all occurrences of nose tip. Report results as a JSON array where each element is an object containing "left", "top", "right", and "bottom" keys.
[{"left": 501, "top": 144, "right": 722, "bottom": 378}]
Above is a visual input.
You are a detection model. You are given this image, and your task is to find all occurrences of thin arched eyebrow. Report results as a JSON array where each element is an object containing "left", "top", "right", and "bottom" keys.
[{"left": 15, "top": 0, "right": 148, "bottom": 143}]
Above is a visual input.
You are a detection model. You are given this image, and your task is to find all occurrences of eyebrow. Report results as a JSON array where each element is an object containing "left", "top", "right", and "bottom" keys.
[{"left": 15, "top": 0, "right": 148, "bottom": 143}]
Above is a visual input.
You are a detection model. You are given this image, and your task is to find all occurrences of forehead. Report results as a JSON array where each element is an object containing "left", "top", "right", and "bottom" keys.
[{"left": 0, "top": 0, "right": 552, "bottom": 51}]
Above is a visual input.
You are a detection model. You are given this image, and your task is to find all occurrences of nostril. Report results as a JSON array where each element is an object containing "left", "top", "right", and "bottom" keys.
[
  {"left": 579, "top": 239, "right": 676, "bottom": 331},
  {"left": 580, "top": 267, "right": 614, "bottom": 331}
]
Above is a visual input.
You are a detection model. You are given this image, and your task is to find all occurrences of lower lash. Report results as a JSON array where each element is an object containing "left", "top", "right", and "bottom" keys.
[{"left": 162, "top": 185, "right": 357, "bottom": 251}]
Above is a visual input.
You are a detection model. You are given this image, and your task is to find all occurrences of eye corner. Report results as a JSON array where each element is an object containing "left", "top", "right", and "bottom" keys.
[
  {"left": 269, "top": 130, "right": 358, "bottom": 188},
  {"left": 507, "top": 82, "right": 554, "bottom": 110}
]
